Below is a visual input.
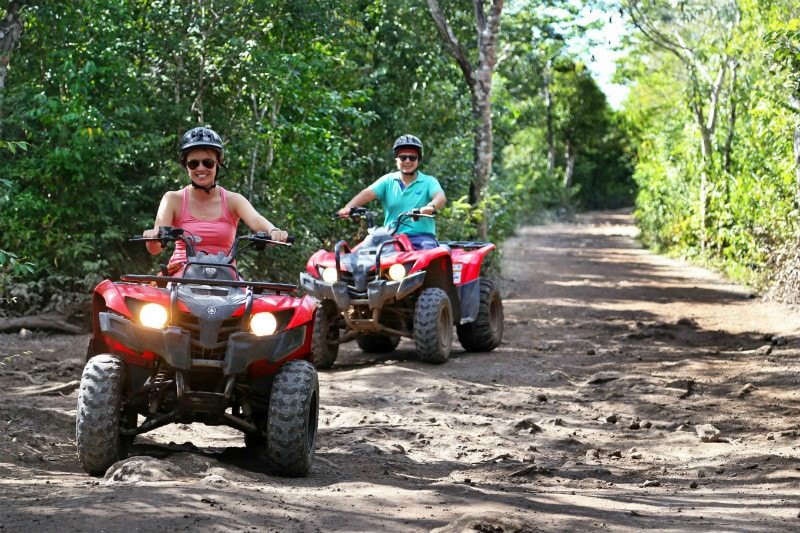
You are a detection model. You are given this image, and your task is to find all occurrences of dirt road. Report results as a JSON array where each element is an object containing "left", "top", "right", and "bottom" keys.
[{"left": 2, "top": 211, "right": 800, "bottom": 532}]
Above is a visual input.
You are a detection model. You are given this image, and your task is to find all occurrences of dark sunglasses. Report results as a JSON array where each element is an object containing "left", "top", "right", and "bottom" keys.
[
  {"left": 186, "top": 158, "right": 217, "bottom": 170},
  {"left": 397, "top": 154, "right": 418, "bottom": 162}
]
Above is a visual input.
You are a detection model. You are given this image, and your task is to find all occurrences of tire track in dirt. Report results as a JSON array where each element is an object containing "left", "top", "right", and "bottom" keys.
[{"left": 2, "top": 210, "right": 800, "bottom": 532}]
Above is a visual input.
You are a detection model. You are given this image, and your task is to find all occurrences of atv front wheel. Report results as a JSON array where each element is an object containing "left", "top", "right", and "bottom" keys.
[
  {"left": 356, "top": 333, "right": 401, "bottom": 354},
  {"left": 457, "top": 279, "right": 504, "bottom": 352},
  {"left": 413, "top": 287, "right": 453, "bottom": 363},
  {"left": 266, "top": 360, "right": 319, "bottom": 477},
  {"left": 76, "top": 354, "right": 127, "bottom": 475},
  {"left": 311, "top": 300, "right": 340, "bottom": 369}
]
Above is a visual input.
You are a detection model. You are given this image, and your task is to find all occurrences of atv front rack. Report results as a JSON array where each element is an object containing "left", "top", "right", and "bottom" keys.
[{"left": 120, "top": 274, "right": 297, "bottom": 295}]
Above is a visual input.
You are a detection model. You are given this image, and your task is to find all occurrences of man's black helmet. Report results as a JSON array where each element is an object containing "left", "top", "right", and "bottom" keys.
[
  {"left": 179, "top": 127, "right": 224, "bottom": 166},
  {"left": 393, "top": 134, "right": 423, "bottom": 158}
]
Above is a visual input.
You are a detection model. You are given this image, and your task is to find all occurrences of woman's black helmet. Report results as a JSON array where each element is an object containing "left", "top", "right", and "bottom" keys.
[
  {"left": 179, "top": 127, "right": 224, "bottom": 166},
  {"left": 392, "top": 134, "right": 423, "bottom": 159}
]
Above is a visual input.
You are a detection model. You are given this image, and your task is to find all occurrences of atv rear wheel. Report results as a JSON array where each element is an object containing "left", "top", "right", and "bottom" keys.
[
  {"left": 312, "top": 300, "right": 340, "bottom": 369},
  {"left": 457, "top": 279, "right": 504, "bottom": 352},
  {"left": 266, "top": 360, "right": 319, "bottom": 477},
  {"left": 413, "top": 287, "right": 453, "bottom": 363},
  {"left": 76, "top": 354, "right": 127, "bottom": 475},
  {"left": 356, "top": 333, "right": 401, "bottom": 354}
]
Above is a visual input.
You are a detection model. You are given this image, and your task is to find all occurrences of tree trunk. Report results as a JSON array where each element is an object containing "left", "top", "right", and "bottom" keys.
[
  {"left": 0, "top": 0, "right": 25, "bottom": 136},
  {"left": 471, "top": 73, "right": 493, "bottom": 239},
  {"left": 563, "top": 141, "right": 575, "bottom": 188},
  {"left": 544, "top": 59, "right": 556, "bottom": 177},
  {"left": 790, "top": 94, "right": 800, "bottom": 210},
  {"left": 427, "top": 0, "right": 503, "bottom": 241}
]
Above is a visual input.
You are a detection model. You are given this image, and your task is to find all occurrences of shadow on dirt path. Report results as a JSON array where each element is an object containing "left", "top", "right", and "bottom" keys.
[{"left": 2, "top": 210, "right": 800, "bottom": 532}]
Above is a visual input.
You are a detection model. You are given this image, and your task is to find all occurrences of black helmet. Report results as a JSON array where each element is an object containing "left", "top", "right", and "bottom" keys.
[
  {"left": 179, "top": 127, "right": 224, "bottom": 166},
  {"left": 392, "top": 134, "right": 423, "bottom": 158}
]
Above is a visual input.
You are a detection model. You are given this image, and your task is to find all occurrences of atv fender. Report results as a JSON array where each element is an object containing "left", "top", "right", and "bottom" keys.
[{"left": 456, "top": 278, "right": 481, "bottom": 324}]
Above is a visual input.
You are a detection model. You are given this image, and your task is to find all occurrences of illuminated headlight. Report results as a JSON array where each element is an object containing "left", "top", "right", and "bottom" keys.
[
  {"left": 139, "top": 303, "right": 168, "bottom": 329},
  {"left": 250, "top": 312, "right": 278, "bottom": 336},
  {"left": 386, "top": 263, "right": 406, "bottom": 281},
  {"left": 321, "top": 267, "right": 338, "bottom": 284}
]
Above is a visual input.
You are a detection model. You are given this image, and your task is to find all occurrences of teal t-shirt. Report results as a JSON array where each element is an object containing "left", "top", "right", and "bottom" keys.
[{"left": 369, "top": 171, "right": 444, "bottom": 235}]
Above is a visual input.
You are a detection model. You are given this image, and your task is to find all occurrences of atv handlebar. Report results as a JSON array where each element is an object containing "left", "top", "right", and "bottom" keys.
[
  {"left": 131, "top": 226, "right": 294, "bottom": 259},
  {"left": 333, "top": 207, "right": 379, "bottom": 228}
]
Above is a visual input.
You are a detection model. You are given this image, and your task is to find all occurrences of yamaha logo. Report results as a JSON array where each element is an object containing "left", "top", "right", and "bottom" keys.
[{"left": 207, "top": 306, "right": 217, "bottom": 316}]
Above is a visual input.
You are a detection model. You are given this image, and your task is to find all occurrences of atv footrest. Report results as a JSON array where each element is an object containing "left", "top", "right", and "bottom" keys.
[{"left": 179, "top": 391, "right": 228, "bottom": 415}]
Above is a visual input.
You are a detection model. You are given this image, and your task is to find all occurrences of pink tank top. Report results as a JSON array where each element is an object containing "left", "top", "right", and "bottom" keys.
[{"left": 169, "top": 186, "right": 239, "bottom": 265}]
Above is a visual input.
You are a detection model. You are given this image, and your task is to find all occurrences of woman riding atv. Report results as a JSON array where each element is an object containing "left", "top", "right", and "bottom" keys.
[{"left": 142, "top": 126, "right": 288, "bottom": 273}]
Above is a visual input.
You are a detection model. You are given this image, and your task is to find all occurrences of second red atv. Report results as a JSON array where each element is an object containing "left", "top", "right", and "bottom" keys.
[{"left": 300, "top": 207, "right": 504, "bottom": 368}]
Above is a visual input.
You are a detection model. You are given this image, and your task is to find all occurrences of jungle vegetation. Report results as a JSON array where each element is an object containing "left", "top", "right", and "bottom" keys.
[{"left": 6, "top": 0, "right": 798, "bottom": 313}]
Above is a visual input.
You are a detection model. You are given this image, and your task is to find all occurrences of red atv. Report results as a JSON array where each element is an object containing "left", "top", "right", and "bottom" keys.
[
  {"left": 300, "top": 207, "right": 503, "bottom": 368},
  {"left": 77, "top": 227, "right": 318, "bottom": 477}
]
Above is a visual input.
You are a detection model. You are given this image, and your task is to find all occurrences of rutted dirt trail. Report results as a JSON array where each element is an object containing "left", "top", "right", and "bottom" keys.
[{"left": 2, "top": 211, "right": 800, "bottom": 532}]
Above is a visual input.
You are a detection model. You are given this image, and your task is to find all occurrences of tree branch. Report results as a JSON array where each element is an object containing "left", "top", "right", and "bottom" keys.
[{"left": 427, "top": 0, "right": 474, "bottom": 83}]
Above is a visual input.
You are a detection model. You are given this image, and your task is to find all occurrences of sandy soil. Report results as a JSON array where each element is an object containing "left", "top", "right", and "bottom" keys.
[{"left": 2, "top": 210, "right": 800, "bottom": 532}]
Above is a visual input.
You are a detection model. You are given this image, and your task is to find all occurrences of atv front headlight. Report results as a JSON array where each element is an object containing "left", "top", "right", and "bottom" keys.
[
  {"left": 321, "top": 267, "right": 338, "bottom": 284},
  {"left": 386, "top": 263, "right": 407, "bottom": 281},
  {"left": 250, "top": 312, "right": 278, "bottom": 336},
  {"left": 139, "top": 303, "right": 168, "bottom": 329}
]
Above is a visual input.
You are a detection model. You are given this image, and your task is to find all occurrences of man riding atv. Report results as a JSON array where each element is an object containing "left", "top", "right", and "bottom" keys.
[{"left": 337, "top": 134, "right": 446, "bottom": 250}]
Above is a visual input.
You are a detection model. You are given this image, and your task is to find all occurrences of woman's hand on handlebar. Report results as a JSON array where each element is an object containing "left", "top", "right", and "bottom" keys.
[
  {"left": 269, "top": 228, "right": 289, "bottom": 242},
  {"left": 142, "top": 228, "right": 162, "bottom": 255}
]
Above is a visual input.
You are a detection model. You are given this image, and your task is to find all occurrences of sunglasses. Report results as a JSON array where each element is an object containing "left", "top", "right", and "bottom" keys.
[
  {"left": 397, "top": 154, "right": 418, "bottom": 162},
  {"left": 186, "top": 158, "right": 217, "bottom": 170}
]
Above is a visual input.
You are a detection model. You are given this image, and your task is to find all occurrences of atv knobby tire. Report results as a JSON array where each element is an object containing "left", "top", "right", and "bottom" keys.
[
  {"left": 413, "top": 287, "right": 453, "bottom": 363},
  {"left": 457, "top": 278, "right": 504, "bottom": 352},
  {"left": 76, "top": 354, "right": 127, "bottom": 475},
  {"left": 356, "top": 333, "right": 401, "bottom": 354},
  {"left": 266, "top": 360, "right": 319, "bottom": 477},
  {"left": 312, "top": 300, "right": 340, "bottom": 369}
]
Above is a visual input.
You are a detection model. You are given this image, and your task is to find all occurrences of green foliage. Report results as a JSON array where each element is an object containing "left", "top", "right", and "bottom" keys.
[
  {"left": 0, "top": 0, "right": 635, "bottom": 312},
  {"left": 622, "top": 0, "right": 800, "bottom": 286}
]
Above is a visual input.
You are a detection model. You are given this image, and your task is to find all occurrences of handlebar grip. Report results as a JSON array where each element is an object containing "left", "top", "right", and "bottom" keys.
[{"left": 286, "top": 236, "right": 296, "bottom": 244}]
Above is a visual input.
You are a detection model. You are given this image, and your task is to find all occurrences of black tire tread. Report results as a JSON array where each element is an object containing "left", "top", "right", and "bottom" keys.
[
  {"left": 356, "top": 333, "right": 401, "bottom": 354},
  {"left": 267, "top": 360, "right": 319, "bottom": 477},
  {"left": 76, "top": 354, "right": 125, "bottom": 476},
  {"left": 413, "top": 287, "right": 453, "bottom": 363},
  {"left": 457, "top": 278, "right": 504, "bottom": 352},
  {"left": 311, "top": 300, "right": 340, "bottom": 369}
]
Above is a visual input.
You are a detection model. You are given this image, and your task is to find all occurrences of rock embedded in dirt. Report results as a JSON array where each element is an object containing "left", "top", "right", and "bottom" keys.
[
  {"left": 738, "top": 383, "right": 756, "bottom": 397},
  {"left": 513, "top": 417, "right": 542, "bottom": 431},
  {"left": 431, "top": 513, "right": 534, "bottom": 533},
  {"left": 640, "top": 480, "right": 661, "bottom": 488},
  {"left": 754, "top": 345, "right": 773, "bottom": 356},
  {"left": 586, "top": 371, "right": 622, "bottom": 385},
  {"left": 104, "top": 457, "right": 183, "bottom": 483},
  {"left": 696, "top": 424, "right": 722, "bottom": 443}
]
